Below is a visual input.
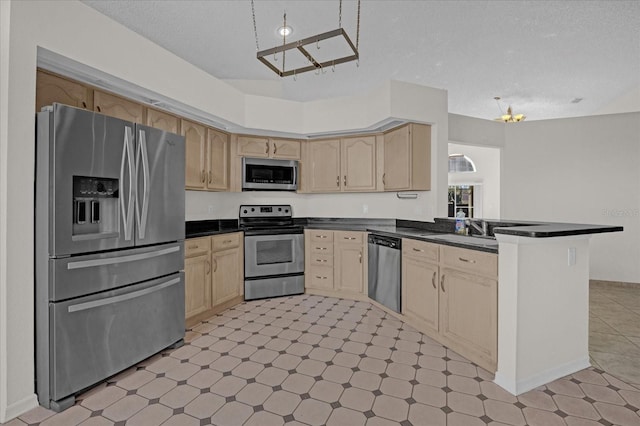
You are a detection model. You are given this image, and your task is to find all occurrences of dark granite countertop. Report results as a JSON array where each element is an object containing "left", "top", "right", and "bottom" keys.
[{"left": 185, "top": 217, "right": 622, "bottom": 253}]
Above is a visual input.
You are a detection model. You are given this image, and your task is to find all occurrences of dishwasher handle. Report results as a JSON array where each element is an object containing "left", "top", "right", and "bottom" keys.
[{"left": 368, "top": 234, "right": 401, "bottom": 250}]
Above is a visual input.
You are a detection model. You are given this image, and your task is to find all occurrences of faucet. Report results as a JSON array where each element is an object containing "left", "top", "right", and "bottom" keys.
[{"left": 466, "top": 219, "right": 489, "bottom": 237}]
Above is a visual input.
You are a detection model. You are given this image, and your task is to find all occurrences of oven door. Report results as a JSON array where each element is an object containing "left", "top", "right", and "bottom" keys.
[{"left": 244, "top": 233, "right": 304, "bottom": 278}]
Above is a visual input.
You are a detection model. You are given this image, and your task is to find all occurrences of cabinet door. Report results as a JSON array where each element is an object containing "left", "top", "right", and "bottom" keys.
[
  {"left": 341, "top": 136, "right": 377, "bottom": 192},
  {"left": 182, "top": 119, "right": 207, "bottom": 190},
  {"left": 185, "top": 253, "right": 211, "bottom": 319},
  {"left": 237, "top": 136, "right": 269, "bottom": 158},
  {"left": 147, "top": 108, "right": 179, "bottom": 134},
  {"left": 271, "top": 138, "right": 301, "bottom": 160},
  {"left": 36, "top": 70, "right": 92, "bottom": 112},
  {"left": 93, "top": 90, "right": 144, "bottom": 123},
  {"left": 207, "top": 129, "right": 229, "bottom": 191},
  {"left": 384, "top": 125, "right": 411, "bottom": 190},
  {"left": 439, "top": 267, "right": 497, "bottom": 368},
  {"left": 334, "top": 232, "right": 365, "bottom": 294},
  {"left": 403, "top": 256, "right": 439, "bottom": 334},
  {"left": 308, "top": 140, "right": 341, "bottom": 192},
  {"left": 212, "top": 247, "right": 242, "bottom": 306}
]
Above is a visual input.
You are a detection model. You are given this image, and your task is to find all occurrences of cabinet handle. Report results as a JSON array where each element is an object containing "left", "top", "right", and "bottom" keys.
[
  {"left": 82, "top": 101, "right": 87, "bottom": 109},
  {"left": 359, "top": 252, "right": 362, "bottom": 263},
  {"left": 315, "top": 275, "right": 327, "bottom": 280},
  {"left": 458, "top": 257, "right": 476, "bottom": 264},
  {"left": 336, "top": 176, "right": 340, "bottom": 187},
  {"left": 188, "top": 244, "right": 198, "bottom": 249},
  {"left": 412, "top": 248, "right": 425, "bottom": 252},
  {"left": 344, "top": 236, "right": 356, "bottom": 240},
  {"left": 205, "top": 260, "right": 211, "bottom": 274},
  {"left": 265, "top": 142, "right": 269, "bottom": 154},
  {"left": 432, "top": 271, "right": 437, "bottom": 289},
  {"left": 382, "top": 173, "right": 386, "bottom": 185},
  {"left": 315, "top": 247, "right": 326, "bottom": 250},
  {"left": 440, "top": 274, "right": 445, "bottom": 292},
  {"left": 315, "top": 259, "right": 326, "bottom": 263},
  {"left": 344, "top": 175, "right": 347, "bottom": 186},
  {"left": 96, "top": 105, "right": 102, "bottom": 112},
  {"left": 223, "top": 239, "right": 232, "bottom": 244},
  {"left": 273, "top": 144, "right": 277, "bottom": 155},
  {"left": 201, "top": 170, "right": 206, "bottom": 183},
  {"left": 316, "top": 235, "right": 327, "bottom": 239},
  {"left": 213, "top": 257, "right": 218, "bottom": 272},
  {"left": 208, "top": 170, "right": 212, "bottom": 184}
]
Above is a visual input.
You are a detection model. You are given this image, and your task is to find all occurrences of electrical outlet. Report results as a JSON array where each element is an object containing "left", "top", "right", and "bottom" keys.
[{"left": 362, "top": 204, "right": 368, "bottom": 214}]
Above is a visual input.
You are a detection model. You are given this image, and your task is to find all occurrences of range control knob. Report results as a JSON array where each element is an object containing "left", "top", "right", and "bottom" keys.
[
  {"left": 96, "top": 182, "right": 105, "bottom": 193},
  {"left": 285, "top": 209, "right": 289, "bottom": 213},
  {"left": 243, "top": 210, "right": 247, "bottom": 214},
  {"left": 278, "top": 207, "right": 282, "bottom": 211},
  {"left": 251, "top": 208, "right": 255, "bottom": 212}
]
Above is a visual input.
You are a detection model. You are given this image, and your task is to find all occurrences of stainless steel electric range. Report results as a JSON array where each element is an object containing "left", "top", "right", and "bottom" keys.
[{"left": 240, "top": 205, "right": 304, "bottom": 300}]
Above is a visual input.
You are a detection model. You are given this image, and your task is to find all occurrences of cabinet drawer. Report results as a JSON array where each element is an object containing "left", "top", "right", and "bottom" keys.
[
  {"left": 212, "top": 232, "right": 241, "bottom": 251},
  {"left": 185, "top": 237, "right": 210, "bottom": 257},
  {"left": 402, "top": 238, "right": 439, "bottom": 262},
  {"left": 308, "top": 266, "right": 334, "bottom": 289},
  {"left": 440, "top": 245, "right": 498, "bottom": 278},
  {"left": 309, "top": 230, "right": 334, "bottom": 242},
  {"left": 335, "top": 231, "right": 363, "bottom": 244},
  {"left": 310, "top": 242, "right": 333, "bottom": 254},
  {"left": 309, "top": 253, "right": 333, "bottom": 267}
]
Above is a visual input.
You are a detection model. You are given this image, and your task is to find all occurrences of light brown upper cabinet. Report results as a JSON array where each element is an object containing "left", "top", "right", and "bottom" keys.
[
  {"left": 383, "top": 123, "right": 431, "bottom": 191},
  {"left": 206, "top": 128, "right": 230, "bottom": 191},
  {"left": 237, "top": 136, "right": 301, "bottom": 160},
  {"left": 306, "top": 136, "right": 377, "bottom": 193},
  {"left": 93, "top": 90, "right": 145, "bottom": 124},
  {"left": 182, "top": 119, "right": 208, "bottom": 190},
  {"left": 146, "top": 108, "right": 180, "bottom": 134},
  {"left": 36, "top": 70, "right": 93, "bottom": 112}
]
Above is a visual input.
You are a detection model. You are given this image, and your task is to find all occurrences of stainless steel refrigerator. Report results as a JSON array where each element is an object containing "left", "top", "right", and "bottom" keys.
[{"left": 35, "top": 104, "right": 186, "bottom": 411}]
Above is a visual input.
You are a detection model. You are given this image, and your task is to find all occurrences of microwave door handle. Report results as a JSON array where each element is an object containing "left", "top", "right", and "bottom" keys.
[{"left": 135, "top": 129, "right": 150, "bottom": 239}]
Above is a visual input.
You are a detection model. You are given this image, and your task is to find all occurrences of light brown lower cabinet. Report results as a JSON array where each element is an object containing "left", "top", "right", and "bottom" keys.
[
  {"left": 305, "top": 230, "right": 366, "bottom": 296},
  {"left": 184, "top": 233, "right": 244, "bottom": 326},
  {"left": 401, "top": 238, "right": 498, "bottom": 372}
]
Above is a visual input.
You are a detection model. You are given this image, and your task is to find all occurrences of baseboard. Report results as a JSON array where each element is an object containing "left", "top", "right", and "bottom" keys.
[
  {"left": 494, "top": 357, "right": 590, "bottom": 395},
  {"left": 590, "top": 279, "right": 639, "bottom": 289},
  {"left": 1, "top": 393, "right": 39, "bottom": 423}
]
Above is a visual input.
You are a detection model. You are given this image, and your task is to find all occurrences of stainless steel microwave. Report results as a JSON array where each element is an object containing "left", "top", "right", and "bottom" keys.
[{"left": 242, "top": 157, "right": 298, "bottom": 191}]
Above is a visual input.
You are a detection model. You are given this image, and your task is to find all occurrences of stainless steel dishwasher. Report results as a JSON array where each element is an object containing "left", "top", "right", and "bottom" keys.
[{"left": 368, "top": 234, "right": 401, "bottom": 313}]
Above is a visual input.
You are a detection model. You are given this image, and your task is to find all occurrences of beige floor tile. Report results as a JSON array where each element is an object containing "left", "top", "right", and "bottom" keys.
[
  {"left": 385, "top": 362, "right": 415, "bottom": 381},
  {"left": 249, "top": 348, "right": 279, "bottom": 364},
  {"left": 164, "top": 362, "right": 200, "bottom": 382},
  {"left": 372, "top": 395, "right": 410, "bottom": 422},
  {"left": 209, "top": 375, "right": 247, "bottom": 397},
  {"left": 80, "top": 385, "right": 126, "bottom": 411},
  {"left": 296, "top": 358, "right": 327, "bottom": 377},
  {"left": 447, "top": 360, "right": 478, "bottom": 378},
  {"left": 183, "top": 393, "right": 225, "bottom": 419},
  {"left": 209, "top": 338, "right": 237, "bottom": 353},
  {"left": 546, "top": 379, "right": 585, "bottom": 398},
  {"left": 185, "top": 368, "right": 223, "bottom": 389},
  {"left": 282, "top": 373, "right": 315, "bottom": 394},
  {"left": 591, "top": 351, "right": 640, "bottom": 385},
  {"left": 332, "top": 352, "right": 361, "bottom": 368},
  {"left": 293, "top": 398, "right": 332, "bottom": 425},
  {"left": 264, "top": 337, "right": 291, "bottom": 352},
  {"left": 589, "top": 317, "right": 621, "bottom": 334},
  {"left": 522, "top": 407, "right": 566, "bottom": 426},
  {"left": 263, "top": 390, "right": 302, "bottom": 416},
  {"left": 448, "top": 375, "right": 481, "bottom": 396},
  {"left": 309, "top": 346, "right": 336, "bottom": 362},
  {"left": 229, "top": 343, "right": 259, "bottom": 359},
  {"left": 358, "top": 357, "right": 387, "bottom": 374},
  {"left": 168, "top": 344, "right": 201, "bottom": 360},
  {"left": 309, "top": 380, "right": 344, "bottom": 403},
  {"left": 418, "top": 354, "right": 447, "bottom": 371},
  {"left": 115, "top": 370, "right": 155, "bottom": 390},
  {"left": 210, "top": 355, "right": 242, "bottom": 373},
  {"left": 210, "top": 401, "right": 253, "bottom": 426},
  {"left": 447, "top": 391, "right": 485, "bottom": 417},
  {"left": 101, "top": 394, "right": 148, "bottom": 422},
  {"left": 483, "top": 399, "right": 526, "bottom": 425},
  {"left": 158, "top": 384, "right": 199, "bottom": 409},
  {"left": 321, "top": 364, "right": 353, "bottom": 384},
  {"left": 255, "top": 366, "right": 289, "bottom": 387},
  {"left": 579, "top": 382, "right": 627, "bottom": 405},
  {"left": 159, "top": 413, "right": 200, "bottom": 426},
  {"left": 589, "top": 331, "right": 640, "bottom": 357},
  {"left": 415, "top": 368, "right": 447, "bottom": 388},
  {"left": 232, "top": 360, "right": 264, "bottom": 379},
  {"left": 2, "top": 419, "right": 27, "bottom": 426},
  {"left": 571, "top": 369, "right": 609, "bottom": 386},
  {"left": 593, "top": 401, "right": 640, "bottom": 425},
  {"left": 408, "top": 402, "right": 446, "bottom": 426},
  {"left": 326, "top": 407, "right": 367, "bottom": 426},
  {"left": 351, "top": 371, "right": 382, "bottom": 391},
  {"left": 619, "top": 388, "right": 640, "bottom": 408},
  {"left": 145, "top": 356, "right": 180, "bottom": 374},
  {"left": 77, "top": 416, "right": 114, "bottom": 426},
  {"left": 236, "top": 382, "right": 273, "bottom": 406},
  {"left": 516, "top": 389, "right": 558, "bottom": 411},
  {"left": 412, "top": 383, "right": 446, "bottom": 408},
  {"left": 380, "top": 377, "right": 412, "bottom": 399},
  {"left": 136, "top": 377, "right": 176, "bottom": 399},
  {"left": 447, "top": 411, "right": 486, "bottom": 426},
  {"left": 244, "top": 410, "right": 286, "bottom": 426},
  {"left": 125, "top": 403, "right": 172, "bottom": 426},
  {"left": 40, "top": 405, "right": 90, "bottom": 426},
  {"left": 366, "top": 416, "right": 403, "bottom": 426},
  {"left": 339, "top": 386, "right": 375, "bottom": 411}
]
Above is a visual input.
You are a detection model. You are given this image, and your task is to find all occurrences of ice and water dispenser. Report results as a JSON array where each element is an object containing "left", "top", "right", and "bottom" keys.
[{"left": 72, "top": 176, "right": 119, "bottom": 237}]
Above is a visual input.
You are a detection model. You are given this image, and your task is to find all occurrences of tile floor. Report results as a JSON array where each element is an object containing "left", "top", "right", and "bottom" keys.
[
  {"left": 6, "top": 293, "right": 640, "bottom": 426},
  {"left": 589, "top": 281, "right": 640, "bottom": 387}
]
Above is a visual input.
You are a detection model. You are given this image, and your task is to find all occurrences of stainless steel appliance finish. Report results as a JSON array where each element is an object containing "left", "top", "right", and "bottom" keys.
[
  {"left": 368, "top": 234, "right": 402, "bottom": 313},
  {"left": 35, "top": 104, "right": 186, "bottom": 411},
  {"left": 240, "top": 205, "right": 304, "bottom": 300},
  {"left": 242, "top": 157, "right": 298, "bottom": 191}
]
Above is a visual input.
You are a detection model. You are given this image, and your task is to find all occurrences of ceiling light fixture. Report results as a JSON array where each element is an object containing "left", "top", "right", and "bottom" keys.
[
  {"left": 250, "top": 0, "right": 361, "bottom": 78},
  {"left": 493, "top": 96, "right": 526, "bottom": 122}
]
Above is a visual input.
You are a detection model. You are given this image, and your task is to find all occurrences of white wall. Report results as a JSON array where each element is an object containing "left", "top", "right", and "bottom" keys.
[
  {"left": 502, "top": 113, "right": 640, "bottom": 283},
  {"left": 448, "top": 143, "right": 501, "bottom": 219},
  {"left": 0, "top": 1, "right": 448, "bottom": 420}
]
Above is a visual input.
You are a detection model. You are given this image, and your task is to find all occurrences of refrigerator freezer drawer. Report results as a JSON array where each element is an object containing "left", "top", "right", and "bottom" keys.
[
  {"left": 50, "top": 242, "right": 184, "bottom": 301},
  {"left": 48, "top": 272, "right": 185, "bottom": 404}
]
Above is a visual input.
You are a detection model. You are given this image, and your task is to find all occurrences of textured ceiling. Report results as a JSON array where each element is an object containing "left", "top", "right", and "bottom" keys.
[{"left": 82, "top": 0, "right": 640, "bottom": 121}]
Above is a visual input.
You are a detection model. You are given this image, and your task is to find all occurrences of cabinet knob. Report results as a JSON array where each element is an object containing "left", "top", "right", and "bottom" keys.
[
  {"left": 82, "top": 101, "right": 87, "bottom": 109},
  {"left": 96, "top": 105, "right": 101, "bottom": 112},
  {"left": 336, "top": 176, "right": 340, "bottom": 187},
  {"left": 343, "top": 175, "right": 347, "bottom": 186}
]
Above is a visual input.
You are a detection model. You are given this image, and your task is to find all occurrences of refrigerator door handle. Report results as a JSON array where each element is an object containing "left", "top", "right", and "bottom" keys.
[
  {"left": 136, "top": 129, "right": 150, "bottom": 239},
  {"left": 67, "top": 277, "right": 180, "bottom": 313},
  {"left": 120, "top": 126, "right": 135, "bottom": 241},
  {"left": 66, "top": 245, "right": 181, "bottom": 270}
]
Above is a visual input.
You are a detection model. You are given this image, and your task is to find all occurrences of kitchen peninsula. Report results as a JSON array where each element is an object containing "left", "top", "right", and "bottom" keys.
[{"left": 186, "top": 216, "right": 622, "bottom": 395}]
